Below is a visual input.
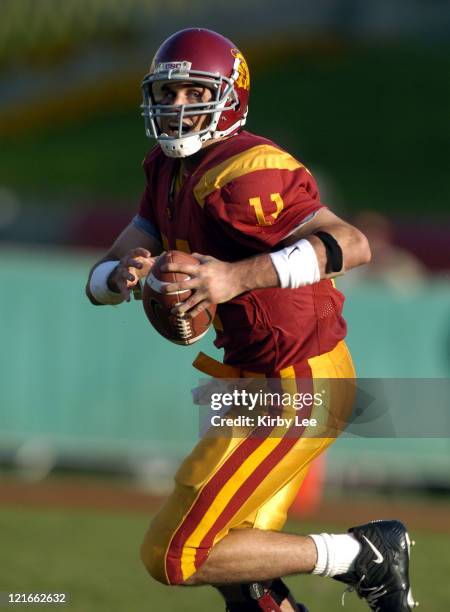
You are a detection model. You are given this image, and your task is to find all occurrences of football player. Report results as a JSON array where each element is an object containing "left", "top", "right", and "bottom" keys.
[{"left": 86, "top": 28, "right": 417, "bottom": 612}]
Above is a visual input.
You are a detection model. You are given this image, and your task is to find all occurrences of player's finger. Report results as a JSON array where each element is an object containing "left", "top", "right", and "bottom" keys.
[
  {"left": 122, "top": 256, "right": 148, "bottom": 270},
  {"left": 115, "top": 278, "right": 132, "bottom": 300},
  {"left": 190, "top": 253, "right": 209, "bottom": 263},
  {"left": 171, "top": 291, "right": 204, "bottom": 314},
  {"left": 162, "top": 262, "right": 200, "bottom": 275},
  {"left": 184, "top": 300, "right": 210, "bottom": 318},
  {"left": 125, "top": 258, "right": 144, "bottom": 269},
  {"left": 119, "top": 268, "right": 137, "bottom": 283},
  {"left": 120, "top": 252, "right": 150, "bottom": 268},
  {"left": 129, "top": 248, "right": 151, "bottom": 258}
]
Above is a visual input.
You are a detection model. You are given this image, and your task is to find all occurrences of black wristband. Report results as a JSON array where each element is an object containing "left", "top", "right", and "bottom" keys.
[{"left": 314, "top": 231, "right": 343, "bottom": 273}]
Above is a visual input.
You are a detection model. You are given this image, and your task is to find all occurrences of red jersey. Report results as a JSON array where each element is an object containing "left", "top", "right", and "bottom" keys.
[{"left": 138, "top": 131, "right": 346, "bottom": 373}]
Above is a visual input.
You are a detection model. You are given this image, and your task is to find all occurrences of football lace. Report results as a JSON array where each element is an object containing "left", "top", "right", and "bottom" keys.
[{"left": 176, "top": 314, "right": 192, "bottom": 339}]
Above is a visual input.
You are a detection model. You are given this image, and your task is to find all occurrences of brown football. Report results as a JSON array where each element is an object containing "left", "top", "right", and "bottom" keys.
[{"left": 143, "top": 250, "right": 216, "bottom": 345}]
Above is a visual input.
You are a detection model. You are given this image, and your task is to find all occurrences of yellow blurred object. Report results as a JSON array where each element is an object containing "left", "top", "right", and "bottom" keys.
[{"left": 0, "top": 71, "right": 141, "bottom": 136}]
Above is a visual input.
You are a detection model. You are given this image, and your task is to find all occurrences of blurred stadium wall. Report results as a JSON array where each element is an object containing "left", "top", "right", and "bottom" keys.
[
  {"left": 1, "top": 1, "right": 449, "bottom": 490},
  {"left": 1, "top": 251, "right": 450, "bottom": 489}
]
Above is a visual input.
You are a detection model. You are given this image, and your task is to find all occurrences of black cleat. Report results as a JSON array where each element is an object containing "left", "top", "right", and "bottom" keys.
[{"left": 334, "top": 520, "right": 418, "bottom": 611}]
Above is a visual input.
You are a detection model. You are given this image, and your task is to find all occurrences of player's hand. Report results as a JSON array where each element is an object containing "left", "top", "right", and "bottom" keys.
[
  {"left": 161, "top": 253, "right": 245, "bottom": 317},
  {"left": 108, "top": 248, "right": 156, "bottom": 301}
]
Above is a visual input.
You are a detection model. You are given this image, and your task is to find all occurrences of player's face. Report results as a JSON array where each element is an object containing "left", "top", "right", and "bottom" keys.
[{"left": 157, "top": 82, "right": 214, "bottom": 137}]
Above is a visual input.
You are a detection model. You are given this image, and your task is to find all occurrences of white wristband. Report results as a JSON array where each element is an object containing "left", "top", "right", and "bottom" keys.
[
  {"left": 89, "top": 260, "right": 125, "bottom": 305},
  {"left": 270, "top": 239, "right": 321, "bottom": 289}
]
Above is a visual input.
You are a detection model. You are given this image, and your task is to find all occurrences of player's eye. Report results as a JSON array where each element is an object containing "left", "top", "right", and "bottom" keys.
[
  {"left": 188, "top": 89, "right": 204, "bottom": 101},
  {"left": 161, "top": 91, "right": 175, "bottom": 102}
]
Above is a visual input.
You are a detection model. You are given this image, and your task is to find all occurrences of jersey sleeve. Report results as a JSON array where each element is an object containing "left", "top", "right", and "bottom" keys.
[
  {"left": 200, "top": 153, "right": 325, "bottom": 251},
  {"left": 132, "top": 213, "right": 161, "bottom": 242}
]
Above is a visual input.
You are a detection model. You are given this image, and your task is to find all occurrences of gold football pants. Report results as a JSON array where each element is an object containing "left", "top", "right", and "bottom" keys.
[{"left": 141, "top": 340, "right": 355, "bottom": 584}]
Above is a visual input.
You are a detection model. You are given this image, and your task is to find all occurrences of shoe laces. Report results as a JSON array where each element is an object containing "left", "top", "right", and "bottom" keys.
[{"left": 341, "top": 574, "right": 387, "bottom": 611}]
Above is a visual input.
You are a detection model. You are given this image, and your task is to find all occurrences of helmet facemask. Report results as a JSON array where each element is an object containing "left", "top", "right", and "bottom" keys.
[{"left": 141, "top": 63, "right": 243, "bottom": 158}]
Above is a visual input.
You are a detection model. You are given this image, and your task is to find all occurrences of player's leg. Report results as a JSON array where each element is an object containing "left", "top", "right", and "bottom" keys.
[
  {"left": 207, "top": 520, "right": 418, "bottom": 612},
  {"left": 186, "top": 528, "right": 317, "bottom": 584},
  {"left": 214, "top": 470, "right": 311, "bottom": 612},
  {"left": 141, "top": 341, "right": 416, "bottom": 609},
  {"left": 188, "top": 468, "right": 318, "bottom": 584},
  {"left": 140, "top": 420, "right": 337, "bottom": 585},
  {"left": 183, "top": 340, "right": 356, "bottom": 586},
  {"left": 183, "top": 342, "right": 417, "bottom": 610},
  {"left": 140, "top": 340, "right": 351, "bottom": 586}
]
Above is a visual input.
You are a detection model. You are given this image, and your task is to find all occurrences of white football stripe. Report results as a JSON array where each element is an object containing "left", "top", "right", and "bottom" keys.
[
  {"left": 172, "top": 327, "right": 210, "bottom": 345},
  {"left": 146, "top": 272, "right": 191, "bottom": 296}
]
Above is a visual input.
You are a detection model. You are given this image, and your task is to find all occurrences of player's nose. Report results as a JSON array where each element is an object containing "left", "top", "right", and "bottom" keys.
[{"left": 173, "top": 92, "right": 189, "bottom": 106}]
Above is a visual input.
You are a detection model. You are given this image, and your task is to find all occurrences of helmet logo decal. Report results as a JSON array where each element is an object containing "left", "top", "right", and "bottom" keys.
[
  {"left": 231, "top": 49, "right": 250, "bottom": 90},
  {"left": 154, "top": 61, "right": 192, "bottom": 76}
]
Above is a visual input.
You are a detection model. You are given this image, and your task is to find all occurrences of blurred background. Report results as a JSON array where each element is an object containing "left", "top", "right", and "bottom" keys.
[{"left": 0, "top": 1, "right": 449, "bottom": 610}]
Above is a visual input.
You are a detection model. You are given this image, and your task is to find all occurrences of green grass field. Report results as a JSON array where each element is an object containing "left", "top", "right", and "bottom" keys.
[{"left": 0, "top": 505, "right": 448, "bottom": 611}]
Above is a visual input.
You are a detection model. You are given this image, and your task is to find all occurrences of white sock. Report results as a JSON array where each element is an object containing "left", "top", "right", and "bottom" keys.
[{"left": 309, "top": 533, "right": 362, "bottom": 577}]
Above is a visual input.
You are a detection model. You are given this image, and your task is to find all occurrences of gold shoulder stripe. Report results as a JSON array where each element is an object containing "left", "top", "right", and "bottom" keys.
[{"left": 193, "top": 144, "right": 305, "bottom": 208}]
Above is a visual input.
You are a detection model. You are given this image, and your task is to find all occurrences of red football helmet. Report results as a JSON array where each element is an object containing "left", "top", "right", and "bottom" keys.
[{"left": 141, "top": 28, "right": 250, "bottom": 157}]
